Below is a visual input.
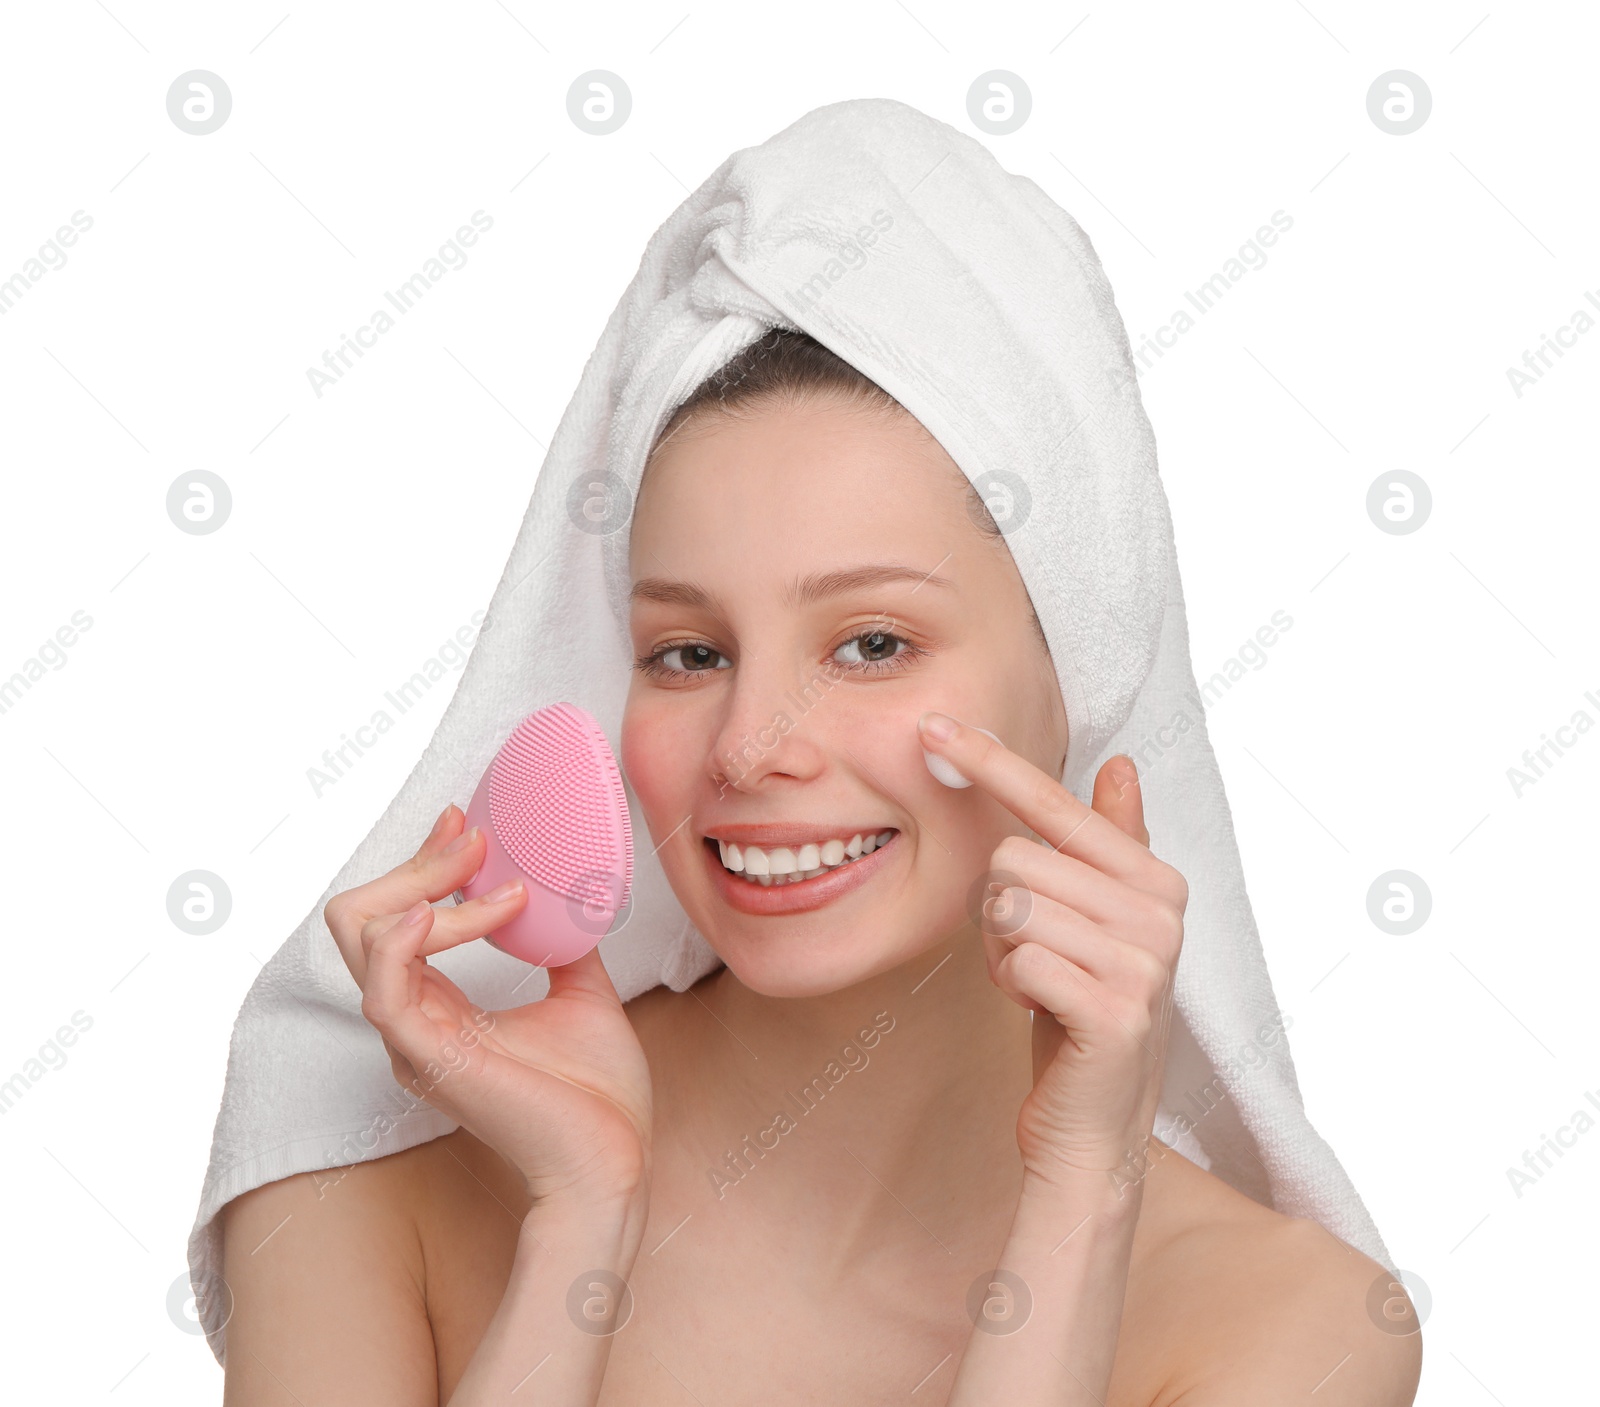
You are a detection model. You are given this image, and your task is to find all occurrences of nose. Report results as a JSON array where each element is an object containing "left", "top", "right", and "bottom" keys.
[{"left": 708, "top": 656, "right": 830, "bottom": 794}]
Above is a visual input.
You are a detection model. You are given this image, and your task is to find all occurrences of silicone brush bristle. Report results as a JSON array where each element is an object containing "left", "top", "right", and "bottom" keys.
[{"left": 488, "top": 703, "right": 633, "bottom": 910}]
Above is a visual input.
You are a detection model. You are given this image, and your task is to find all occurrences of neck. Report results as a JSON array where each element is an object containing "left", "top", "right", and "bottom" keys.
[{"left": 633, "top": 929, "right": 1036, "bottom": 1278}]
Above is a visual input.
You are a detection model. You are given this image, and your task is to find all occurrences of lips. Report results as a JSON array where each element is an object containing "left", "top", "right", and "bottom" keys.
[{"left": 701, "top": 829, "right": 901, "bottom": 915}]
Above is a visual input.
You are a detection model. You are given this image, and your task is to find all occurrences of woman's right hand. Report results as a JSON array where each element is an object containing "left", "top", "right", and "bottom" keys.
[{"left": 323, "top": 802, "right": 653, "bottom": 1214}]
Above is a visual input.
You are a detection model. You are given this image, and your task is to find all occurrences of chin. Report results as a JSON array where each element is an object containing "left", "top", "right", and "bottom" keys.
[{"left": 702, "top": 928, "right": 924, "bottom": 1000}]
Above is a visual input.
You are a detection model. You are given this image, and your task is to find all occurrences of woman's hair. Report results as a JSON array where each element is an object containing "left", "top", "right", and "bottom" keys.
[
  {"left": 648, "top": 326, "right": 1048, "bottom": 648},
  {"left": 652, "top": 325, "right": 903, "bottom": 445}
]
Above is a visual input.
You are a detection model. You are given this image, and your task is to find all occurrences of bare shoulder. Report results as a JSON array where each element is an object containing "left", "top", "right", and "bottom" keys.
[
  {"left": 219, "top": 1142, "right": 437, "bottom": 1402},
  {"left": 1127, "top": 1144, "right": 1422, "bottom": 1407},
  {"left": 221, "top": 1129, "right": 534, "bottom": 1403}
]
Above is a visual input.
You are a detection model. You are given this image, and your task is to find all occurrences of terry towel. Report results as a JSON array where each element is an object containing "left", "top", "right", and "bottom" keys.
[{"left": 187, "top": 95, "right": 1395, "bottom": 1365}]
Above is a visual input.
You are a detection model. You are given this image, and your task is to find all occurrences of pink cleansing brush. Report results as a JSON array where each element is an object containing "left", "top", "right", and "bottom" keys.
[{"left": 452, "top": 702, "right": 634, "bottom": 967}]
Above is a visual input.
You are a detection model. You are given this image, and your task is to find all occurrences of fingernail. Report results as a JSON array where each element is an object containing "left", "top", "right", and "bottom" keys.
[
  {"left": 426, "top": 804, "right": 453, "bottom": 843},
  {"left": 403, "top": 900, "right": 431, "bottom": 926},
  {"left": 923, "top": 726, "right": 1001, "bottom": 789},
  {"left": 482, "top": 879, "right": 524, "bottom": 904},
  {"left": 918, "top": 711, "right": 957, "bottom": 742},
  {"left": 443, "top": 825, "right": 480, "bottom": 855}
]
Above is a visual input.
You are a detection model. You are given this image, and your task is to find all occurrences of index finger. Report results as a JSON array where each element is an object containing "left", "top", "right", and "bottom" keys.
[
  {"left": 324, "top": 805, "right": 482, "bottom": 973},
  {"left": 917, "top": 711, "right": 1146, "bottom": 880}
]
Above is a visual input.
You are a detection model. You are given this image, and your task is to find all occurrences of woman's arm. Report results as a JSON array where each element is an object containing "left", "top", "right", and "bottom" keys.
[
  {"left": 945, "top": 1171, "right": 1142, "bottom": 1406},
  {"left": 910, "top": 720, "right": 1185, "bottom": 1403},
  {"left": 219, "top": 1160, "right": 646, "bottom": 1406},
  {"left": 443, "top": 1189, "right": 647, "bottom": 1406},
  {"left": 220, "top": 1163, "right": 439, "bottom": 1406}
]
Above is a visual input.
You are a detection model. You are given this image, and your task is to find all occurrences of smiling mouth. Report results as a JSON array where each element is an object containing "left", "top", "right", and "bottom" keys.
[{"left": 703, "top": 830, "right": 900, "bottom": 886}]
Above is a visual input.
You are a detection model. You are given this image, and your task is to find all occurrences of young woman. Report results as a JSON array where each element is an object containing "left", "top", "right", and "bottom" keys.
[{"left": 219, "top": 329, "right": 1420, "bottom": 1405}]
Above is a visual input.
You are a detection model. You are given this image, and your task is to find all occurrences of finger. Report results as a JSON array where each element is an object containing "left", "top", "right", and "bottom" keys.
[
  {"left": 1092, "top": 755, "right": 1149, "bottom": 848},
  {"left": 360, "top": 901, "right": 472, "bottom": 1077},
  {"left": 996, "top": 941, "right": 1157, "bottom": 1055},
  {"left": 325, "top": 805, "right": 485, "bottom": 980},
  {"left": 359, "top": 880, "right": 529, "bottom": 971},
  {"left": 980, "top": 884, "right": 1170, "bottom": 992},
  {"left": 544, "top": 943, "right": 625, "bottom": 1006},
  {"left": 378, "top": 1032, "right": 424, "bottom": 1096},
  {"left": 327, "top": 805, "right": 465, "bottom": 982},
  {"left": 993, "top": 940, "right": 1096, "bottom": 1024},
  {"left": 988, "top": 837, "right": 1185, "bottom": 959},
  {"left": 989, "top": 837, "right": 1136, "bottom": 929},
  {"left": 980, "top": 921, "right": 1046, "bottom": 1015},
  {"left": 352, "top": 807, "right": 486, "bottom": 920},
  {"left": 917, "top": 712, "right": 1148, "bottom": 884}
]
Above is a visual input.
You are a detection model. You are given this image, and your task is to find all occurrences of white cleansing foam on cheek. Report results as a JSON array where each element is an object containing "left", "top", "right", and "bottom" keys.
[{"left": 923, "top": 727, "right": 1002, "bottom": 788}]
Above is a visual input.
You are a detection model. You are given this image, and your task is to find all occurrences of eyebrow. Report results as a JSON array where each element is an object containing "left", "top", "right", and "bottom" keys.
[{"left": 629, "top": 563, "right": 955, "bottom": 613}]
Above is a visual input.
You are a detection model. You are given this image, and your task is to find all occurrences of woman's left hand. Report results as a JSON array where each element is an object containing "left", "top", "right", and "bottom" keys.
[{"left": 918, "top": 712, "right": 1188, "bottom": 1196}]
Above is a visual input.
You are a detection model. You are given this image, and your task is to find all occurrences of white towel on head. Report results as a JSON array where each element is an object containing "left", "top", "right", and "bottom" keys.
[{"left": 187, "top": 95, "right": 1395, "bottom": 1364}]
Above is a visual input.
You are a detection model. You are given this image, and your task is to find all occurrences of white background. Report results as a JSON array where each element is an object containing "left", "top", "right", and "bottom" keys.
[{"left": 2, "top": 1, "right": 1593, "bottom": 1400}]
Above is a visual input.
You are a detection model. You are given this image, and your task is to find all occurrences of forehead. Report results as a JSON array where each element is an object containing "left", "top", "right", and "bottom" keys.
[{"left": 628, "top": 398, "right": 975, "bottom": 589}]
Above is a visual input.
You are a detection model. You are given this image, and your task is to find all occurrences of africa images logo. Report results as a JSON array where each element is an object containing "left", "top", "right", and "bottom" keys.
[{"left": 305, "top": 211, "right": 494, "bottom": 398}]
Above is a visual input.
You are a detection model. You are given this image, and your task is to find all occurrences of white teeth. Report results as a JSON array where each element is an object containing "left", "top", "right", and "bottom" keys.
[{"left": 714, "top": 829, "right": 898, "bottom": 884}]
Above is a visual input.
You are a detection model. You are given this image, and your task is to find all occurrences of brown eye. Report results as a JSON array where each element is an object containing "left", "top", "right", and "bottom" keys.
[
  {"left": 832, "top": 631, "right": 918, "bottom": 672},
  {"left": 635, "top": 641, "right": 732, "bottom": 680},
  {"left": 661, "top": 644, "right": 727, "bottom": 673}
]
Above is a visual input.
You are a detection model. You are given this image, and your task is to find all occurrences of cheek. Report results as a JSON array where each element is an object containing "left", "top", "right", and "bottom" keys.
[
  {"left": 619, "top": 694, "right": 694, "bottom": 821},
  {"left": 841, "top": 698, "right": 1021, "bottom": 945},
  {"left": 844, "top": 695, "right": 1012, "bottom": 842}
]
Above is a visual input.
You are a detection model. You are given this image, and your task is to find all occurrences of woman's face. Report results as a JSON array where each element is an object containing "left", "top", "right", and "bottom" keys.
[{"left": 622, "top": 392, "right": 1068, "bottom": 998}]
